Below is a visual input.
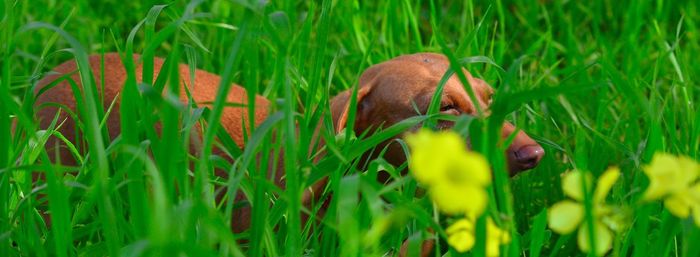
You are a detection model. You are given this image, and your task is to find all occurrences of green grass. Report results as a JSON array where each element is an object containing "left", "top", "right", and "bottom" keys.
[{"left": 2, "top": 0, "right": 699, "bottom": 256}]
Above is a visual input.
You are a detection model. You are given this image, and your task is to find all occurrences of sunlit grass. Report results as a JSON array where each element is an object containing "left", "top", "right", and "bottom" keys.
[{"left": 1, "top": 0, "right": 699, "bottom": 256}]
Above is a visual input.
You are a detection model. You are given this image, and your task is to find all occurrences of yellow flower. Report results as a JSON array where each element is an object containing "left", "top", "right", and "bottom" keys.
[
  {"left": 485, "top": 219, "right": 511, "bottom": 257},
  {"left": 446, "top": 217, "right": 511, "bottom": 257},
  {"left": 446, "top": 218, "right": 475, "bottom": 252},
  {"left": 406, "top": 129, "right": 491, "bottom": 215},
  {"left": 642, "top": 153, "right": 700, "bottom": 227},
  {"left": 548, "top": 167, "right": 621, "bottom": 256}
]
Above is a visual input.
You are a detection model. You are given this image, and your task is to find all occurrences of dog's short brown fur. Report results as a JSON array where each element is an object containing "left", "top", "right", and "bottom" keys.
[
  {"left": 35, "top": 52, "right": 544, "bottom": 255},
  {"left": 36, "top": 53, "right": 269, "bottom": 163}
]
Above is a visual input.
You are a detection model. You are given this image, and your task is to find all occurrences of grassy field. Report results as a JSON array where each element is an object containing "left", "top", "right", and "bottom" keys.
[{"left": 2, "top": 0, "right": 699, "bottom": 256}]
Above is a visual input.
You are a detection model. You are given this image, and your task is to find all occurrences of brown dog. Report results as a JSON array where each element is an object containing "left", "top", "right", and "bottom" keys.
[
  {"left": 36, "top": 52, "right": 543, "bottom": 174},
  {"left": 35, "top": 52, "right": 543, "bottom": 254}
]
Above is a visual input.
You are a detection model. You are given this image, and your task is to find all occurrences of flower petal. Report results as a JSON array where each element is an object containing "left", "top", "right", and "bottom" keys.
[
  {"left": 447, "top": 218, "right": 474, "bottom": 233},
  {"left": 407, "top": 131, "right": 443, "bottom": 185},
  {"left": 594, "top": 167, "right": 620, "bottom": 203},
  {"left": 665, "top": 194, "right": 691, "bottom": 218},
  {"left": 642, "top": 179, "right": 668, "bottom": 201},
  {"left": 407, "top": 129, "right": 470, "bottom": 185},
  {"left": 409, "top": 151, "right": 445, "bottom": 185},
  {"left": 600, "top": 208, "right": 626, "bottom": 233},
  {"left": 486, "top": 218, "right": 510, "bottom": 257},
  {"left": 690, "top": 184, "right": 700, "bottom": 227},
  {"left": 486, "top": 218, "right": 511, "bottom": 244},
  {"left": 447, "top": 219, "right": 475, "bottom": 253},
  {"left": 642, "top": 153, "right": 683, "bottom": 200},
  {"left": 440, "top": 151, "right": 491, "bottom": 188},
  {"left": 430, "top": 183, "right": 487, "bottom": 216},
  {"left": 577, "top": 221, "right": 613, "bottom": 256},
  {"left": 460, "top": 151, "right": 492, "bottom": 186},
  {"left": 562, "top": 170, "right": 592, "bottom": 201},
  {"left": 548, "top": 200, "right": 584, "bottom": 234},
  {"left": 486, "top": 237, "right": 501, "bottom": 257},
  {"left": 678, "top": 156, "right": 700, "bottom": 185}
]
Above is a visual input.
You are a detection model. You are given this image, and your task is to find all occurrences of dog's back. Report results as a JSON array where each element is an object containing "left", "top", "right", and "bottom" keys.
[{"left": 35, "top": 53, "right": 269, "bottom": 164}]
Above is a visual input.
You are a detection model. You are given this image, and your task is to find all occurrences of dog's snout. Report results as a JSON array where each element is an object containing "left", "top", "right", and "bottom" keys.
[{"left": 510, "top": 145, "right": 545, "bottom": 172}]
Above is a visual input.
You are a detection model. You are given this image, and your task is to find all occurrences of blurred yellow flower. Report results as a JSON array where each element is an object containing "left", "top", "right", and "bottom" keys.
[
  {"left": 485, "top": 218, "right": 511, "bottom": 257},
  {"left": 548, "top": 167, "right": 621, "bottom": 256},
  {"left": 446, "top": 218, "right": 475, "bottom": 252},
  {"left": 406, "top": 129, "right": 491, "bottom": 216},
  {"left": 446, "top": 217, "right": 511, "bottom": 257},
  {"left": 642, "top": 153, "right": 700, "bottom": 227}
]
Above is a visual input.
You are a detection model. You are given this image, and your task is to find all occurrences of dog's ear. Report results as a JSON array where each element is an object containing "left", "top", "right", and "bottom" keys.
[{"left": 331, "top": 85, "right": 372, "bottom": 134}]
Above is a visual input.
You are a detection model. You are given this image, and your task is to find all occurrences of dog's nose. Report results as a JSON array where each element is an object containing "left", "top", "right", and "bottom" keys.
[{"left": 509, "top": 145, "right": 545, "bottom": 173}]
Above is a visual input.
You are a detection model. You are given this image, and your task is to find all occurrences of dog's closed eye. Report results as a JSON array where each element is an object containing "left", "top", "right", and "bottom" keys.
[
  {"left": 439, "top": 104, "right": 455, "bottom": 111},
  {"left": 439, "top": 102, "right": 460, "bottom": 115}
]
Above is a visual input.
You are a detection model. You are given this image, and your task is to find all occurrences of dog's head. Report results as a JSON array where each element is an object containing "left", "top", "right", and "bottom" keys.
[{"left": 331, "top": 53, "right": 544, "bottom": 175}]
